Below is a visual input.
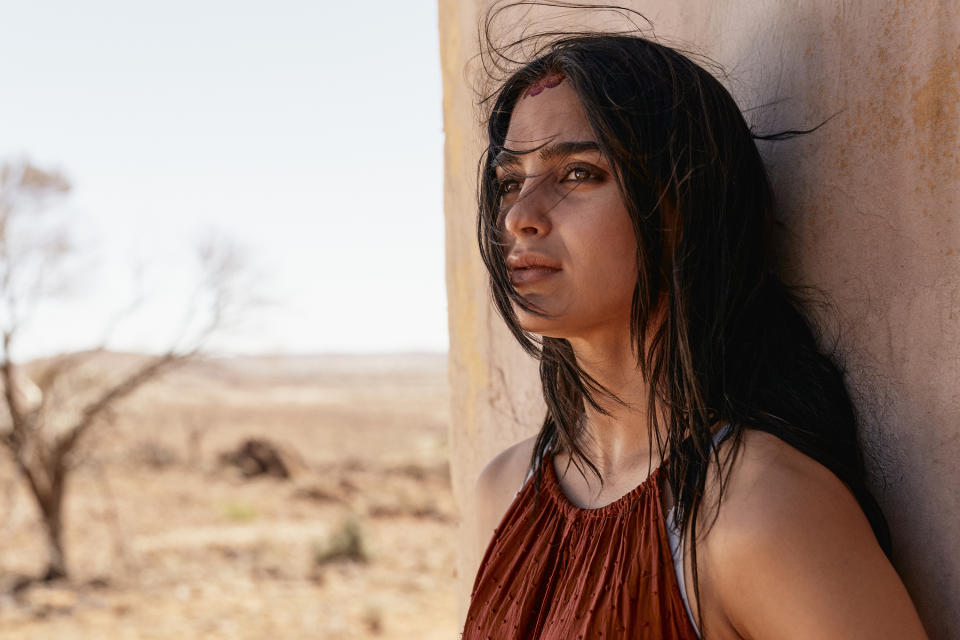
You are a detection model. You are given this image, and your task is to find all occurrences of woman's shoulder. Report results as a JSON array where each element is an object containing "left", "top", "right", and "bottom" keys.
[
  {"left": 698, "top": 428, "right": 927, "bottom": 639},
  {"left": 473, "top": 435, "right": 539, "bottom": 556},
  {"left": 703, "top": 427, "right": 865, "bottom": 541},
  {"left": 476, "top": 434, "right": 539, "bottom": 510}
]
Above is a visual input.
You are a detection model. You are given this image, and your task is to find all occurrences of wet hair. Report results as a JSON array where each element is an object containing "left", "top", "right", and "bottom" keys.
[{"left": 475, "top": 4, "right": 891, "bottom": 635}]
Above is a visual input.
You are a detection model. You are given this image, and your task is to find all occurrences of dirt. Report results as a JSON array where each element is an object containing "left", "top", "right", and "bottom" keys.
[{"left": 0, "top": 352, "right": 458, "bottom": 639}]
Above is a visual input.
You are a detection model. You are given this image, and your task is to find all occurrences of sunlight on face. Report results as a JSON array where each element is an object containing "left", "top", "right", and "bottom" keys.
[{"left": 496, "top": 78, "right": 638, "bottom": 342}]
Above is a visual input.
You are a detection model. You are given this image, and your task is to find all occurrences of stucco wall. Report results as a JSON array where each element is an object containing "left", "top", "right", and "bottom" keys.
[{"left": 440, "top": 2, "right": 960, "bottom": 637}]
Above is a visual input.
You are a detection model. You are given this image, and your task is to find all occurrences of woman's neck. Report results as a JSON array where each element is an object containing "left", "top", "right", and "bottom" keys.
[{"left": 565, "top": 329, "right": 664, "bottom": 478}]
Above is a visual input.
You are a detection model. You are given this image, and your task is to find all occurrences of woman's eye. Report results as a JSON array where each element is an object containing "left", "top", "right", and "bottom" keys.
[
  {"left": 499, "top": 178, "right": 521, "bottom": 194},
  {"left": 563, "top": 167, "right": 595, "bottom": 183}
]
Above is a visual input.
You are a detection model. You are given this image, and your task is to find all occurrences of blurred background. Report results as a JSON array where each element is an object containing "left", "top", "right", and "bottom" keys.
[{"left": 0, "top": 1, "right": 455, "bottom": 638}]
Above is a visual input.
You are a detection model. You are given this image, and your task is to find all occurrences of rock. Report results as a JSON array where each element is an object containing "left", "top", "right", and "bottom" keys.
[{"left": 219, "top": 438, "right": 291, "bottom": 479}]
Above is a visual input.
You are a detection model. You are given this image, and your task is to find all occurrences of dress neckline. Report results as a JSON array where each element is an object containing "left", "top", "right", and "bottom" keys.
[
  {"left": 542, "top": 450, "right": 663, "bottom": 519},
  {"left": 537, "top": 422, "right": 733, "bottom": 519}
]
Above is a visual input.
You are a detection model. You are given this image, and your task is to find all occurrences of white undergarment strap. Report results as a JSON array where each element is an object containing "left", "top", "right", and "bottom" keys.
[
  {"left": 667, "top": 422, "right": 733, "bottom": 639},
  {"left": 518, "top": 451, "right": 538, "bottom": 494}
]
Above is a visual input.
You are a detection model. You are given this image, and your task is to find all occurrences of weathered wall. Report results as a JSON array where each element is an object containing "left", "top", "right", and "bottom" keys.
[
  {"left": 438, "top": 0, "right": 545, "bottom": 619},
  {"left": 440, "top": 1, "right": 960, "bottom": 637}
]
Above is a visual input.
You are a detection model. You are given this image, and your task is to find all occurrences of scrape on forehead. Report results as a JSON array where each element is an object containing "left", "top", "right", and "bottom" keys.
[
  {"left": 523, "top": 72, "right": 566, "bottom": 99},
  {"left": 505, "top": 72, "right": 596, "bottom": 152}
]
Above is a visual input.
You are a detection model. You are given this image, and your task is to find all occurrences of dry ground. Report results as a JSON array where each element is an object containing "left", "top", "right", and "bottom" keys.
[{"left": 0, "top": 352, "right": 458, "bottom": 639}]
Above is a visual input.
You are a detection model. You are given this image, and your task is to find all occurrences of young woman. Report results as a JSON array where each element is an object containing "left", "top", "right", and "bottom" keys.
[{"left": 461, "top": 25, "right": 929, "bottom": 640}]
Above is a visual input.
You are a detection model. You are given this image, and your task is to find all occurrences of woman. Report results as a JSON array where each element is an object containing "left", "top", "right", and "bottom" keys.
[{"left": 461, "top": 21, "right": 929, "bottom": 640}]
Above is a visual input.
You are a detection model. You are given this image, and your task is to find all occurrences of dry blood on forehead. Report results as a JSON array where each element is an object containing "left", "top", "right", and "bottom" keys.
[{"left": 523, "top": 72, "right": 566, "bottom": 98}]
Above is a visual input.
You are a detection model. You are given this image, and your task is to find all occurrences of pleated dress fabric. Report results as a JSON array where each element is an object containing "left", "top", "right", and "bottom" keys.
[{"left": 461, "top": 452, "right": 701, "bottom": 640}]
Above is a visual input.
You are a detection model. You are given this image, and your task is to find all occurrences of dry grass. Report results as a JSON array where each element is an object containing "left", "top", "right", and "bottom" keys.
[{"left": 0, "top": 352, "right": 457, "bottom": 639}]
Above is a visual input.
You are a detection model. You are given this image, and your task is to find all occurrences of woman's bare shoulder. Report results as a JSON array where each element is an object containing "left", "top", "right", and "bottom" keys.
[
  {"left": 476, "top": 435, "right": 539, "bottom": 513},
  {"left": 702, "top": 428, "right": 870, "bottom": 544},
  {"left": 699, "top": 428, "right": 928, "bottom": 639},
  {"left": 474, "top": 435, "right": 539, "bottom": 552}
]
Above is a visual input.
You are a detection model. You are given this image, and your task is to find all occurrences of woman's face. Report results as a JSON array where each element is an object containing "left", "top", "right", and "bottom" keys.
[{"left": 496, "top": 76, "right": 638, "bottom": 341}]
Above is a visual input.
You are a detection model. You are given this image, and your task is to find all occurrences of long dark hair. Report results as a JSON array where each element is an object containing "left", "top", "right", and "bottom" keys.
[{"left": 475, "top": 5, "right": 891, "bottom": 635}]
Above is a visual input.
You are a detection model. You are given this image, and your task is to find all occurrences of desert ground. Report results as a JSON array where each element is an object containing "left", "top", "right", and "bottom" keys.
[{"left": 0, "top": 351, "right": 458, "bottom": 639}]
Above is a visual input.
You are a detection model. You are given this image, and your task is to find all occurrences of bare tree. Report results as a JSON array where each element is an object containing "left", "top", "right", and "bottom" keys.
[{"left": 0, "top": 158, "right": 251, "bottom": 581}]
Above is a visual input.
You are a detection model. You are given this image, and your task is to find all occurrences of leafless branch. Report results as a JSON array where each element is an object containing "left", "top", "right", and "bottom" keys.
[
  {"left": 94, "top": 260, "right": 148, "bottom": 347},
  {"left": 53, "top": 351, "right": 186, "bottom": 463},
  {"left": 1, "top": 330, "right": 27, "bottom": 453},
  {"left": 0, "top": 158, "right": 258, "bottom": 580}
]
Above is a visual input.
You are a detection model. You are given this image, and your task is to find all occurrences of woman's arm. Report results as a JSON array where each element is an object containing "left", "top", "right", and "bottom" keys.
[{"left": 701, "top": 430, "right": 929, "bottom": 640}]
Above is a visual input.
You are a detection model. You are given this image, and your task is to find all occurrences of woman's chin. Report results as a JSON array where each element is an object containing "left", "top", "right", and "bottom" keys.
[{"left": 512, "top": 309, "right": 566, "bottom": 337}]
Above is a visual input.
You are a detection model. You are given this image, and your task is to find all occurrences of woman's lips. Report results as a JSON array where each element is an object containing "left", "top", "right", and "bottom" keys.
[{"left": 510, "top": 266, "right": 561, "bottom": 286}]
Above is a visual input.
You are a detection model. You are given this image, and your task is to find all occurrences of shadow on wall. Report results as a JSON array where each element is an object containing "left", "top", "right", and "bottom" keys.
[{"left": 724, "top": 3, "right": 958, "bottom": 638}]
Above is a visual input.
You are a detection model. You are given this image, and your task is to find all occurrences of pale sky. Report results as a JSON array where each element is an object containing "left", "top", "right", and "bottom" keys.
[{"left": 0, "top": 1, "right": 448, "bottom": 359}]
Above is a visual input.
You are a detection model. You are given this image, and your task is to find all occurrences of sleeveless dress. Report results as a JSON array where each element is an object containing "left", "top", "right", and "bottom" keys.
[{"left": 461, "top": 425, "right": 733, "bottom": 639}]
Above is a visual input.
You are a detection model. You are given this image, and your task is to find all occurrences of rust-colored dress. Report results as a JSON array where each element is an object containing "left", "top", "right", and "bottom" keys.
[{"left": 461, "top": 450, "right": 701, "bottom": 640}]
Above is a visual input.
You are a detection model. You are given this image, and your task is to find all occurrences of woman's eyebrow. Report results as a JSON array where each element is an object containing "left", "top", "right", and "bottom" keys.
[{"left": 494, "top": 140, "right": 601, "bottom": 169}]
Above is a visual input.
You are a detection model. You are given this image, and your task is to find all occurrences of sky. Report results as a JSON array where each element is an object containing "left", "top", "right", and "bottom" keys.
[{"left": 0, "top": 1, "right": 447, "bottom": 359}]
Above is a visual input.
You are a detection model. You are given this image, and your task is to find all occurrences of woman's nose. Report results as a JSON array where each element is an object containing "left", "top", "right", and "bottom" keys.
[{"left": 502, "top": 182, "right": 553, "bottom": 238}]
